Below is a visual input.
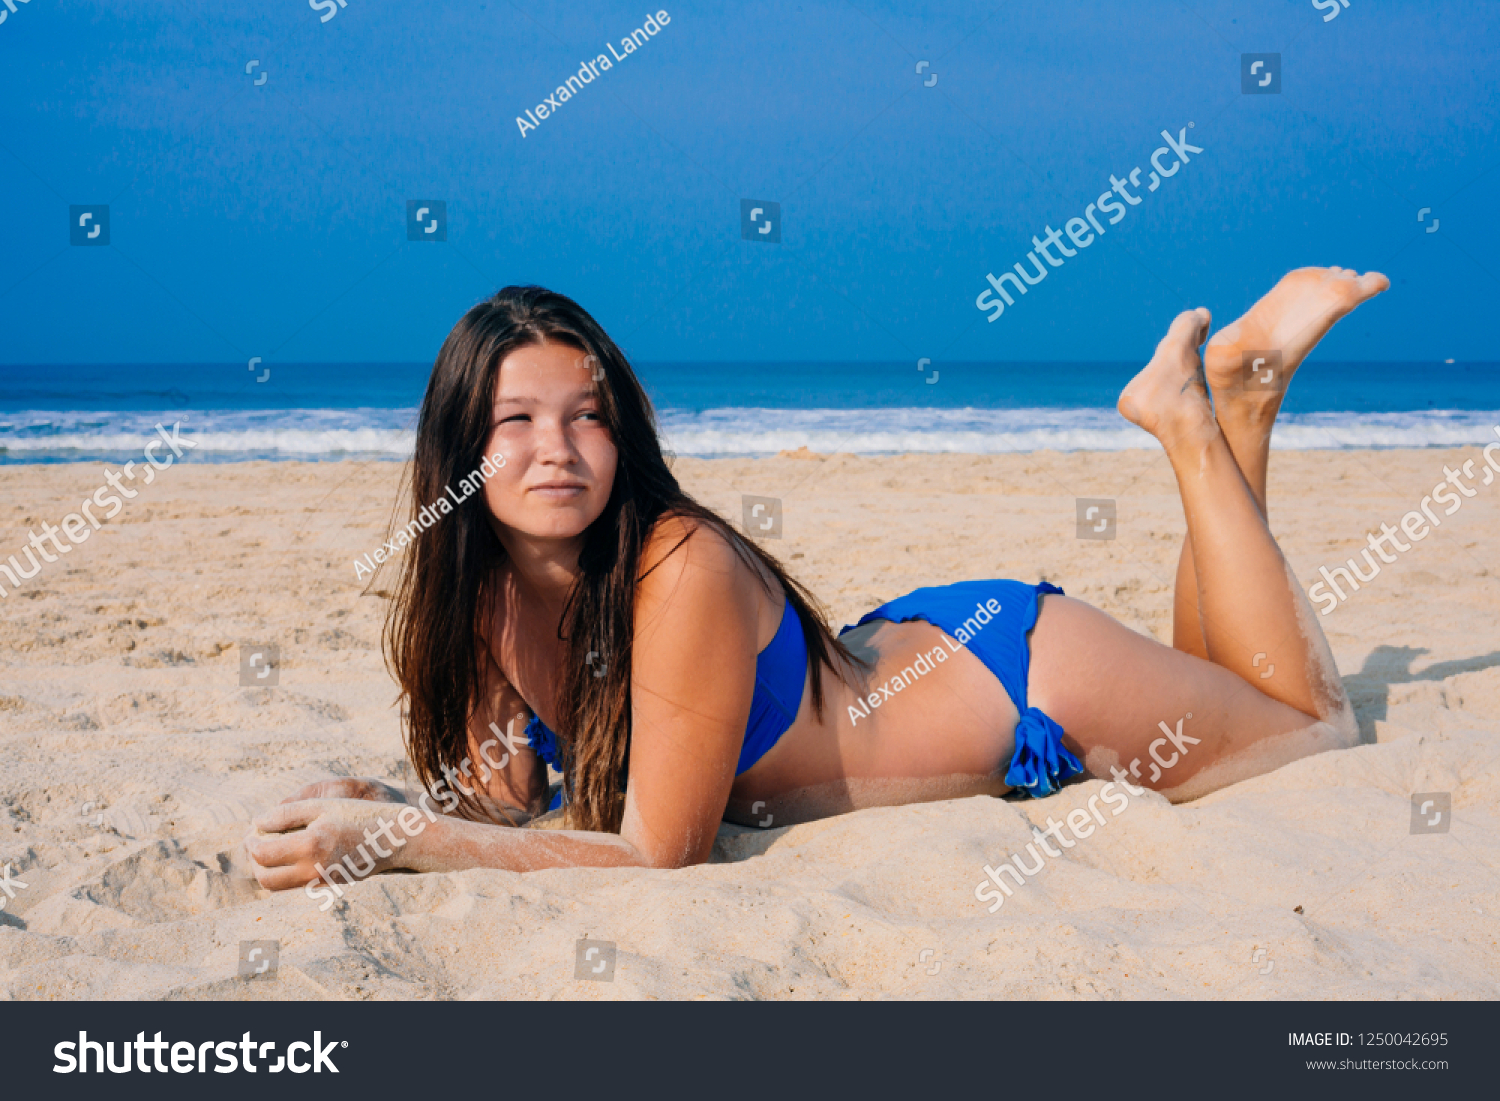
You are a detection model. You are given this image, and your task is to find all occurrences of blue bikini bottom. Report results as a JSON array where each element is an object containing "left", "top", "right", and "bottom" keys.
[{"left": 841, "top": 579, "right": 1084, "bottom": 797}]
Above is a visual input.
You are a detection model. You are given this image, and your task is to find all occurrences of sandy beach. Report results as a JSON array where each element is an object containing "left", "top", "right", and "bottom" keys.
[{"left": 1, "top": 448, "right": 1496, "bottom": 1000}]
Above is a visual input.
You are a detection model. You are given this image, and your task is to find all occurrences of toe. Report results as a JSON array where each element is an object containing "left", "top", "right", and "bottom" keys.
[
  {"left": 1186, "top": 306, "right": 1212, "bottom": 345},
  {"left": 1166, "top": 307, "right": 1211, "bottom": 345},
  {"left": 1357, "top": 271, "right": 1391, "bottom": 296}
]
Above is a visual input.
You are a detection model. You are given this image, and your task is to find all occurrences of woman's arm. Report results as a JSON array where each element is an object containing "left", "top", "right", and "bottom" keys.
[
  {"left": 453, "top": 638, "right": 551, "bottom": 824},
  {"left": 247, "top": 694, "right": 564, "bottom": 889},
  {"left": 246, "top": 795, "right": 648, "bottom": 890},
  {"left": 246, "top": 519, "right": 760, "bottom": 887},
  {"left": 613, "top": 516, "right": 762, "bottom": 867},
  {"left": 248, "top": 628, "right": 559, "bottom": 888}
]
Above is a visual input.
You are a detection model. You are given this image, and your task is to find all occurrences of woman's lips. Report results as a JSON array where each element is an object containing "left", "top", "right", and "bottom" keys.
[{"left": 529, "top": 483, "right": 587, "bottom": 500}]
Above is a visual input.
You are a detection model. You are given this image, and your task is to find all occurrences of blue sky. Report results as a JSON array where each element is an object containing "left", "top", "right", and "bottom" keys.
[{"left": 0, "top": 0, "right": 1496, "bottom": 365}]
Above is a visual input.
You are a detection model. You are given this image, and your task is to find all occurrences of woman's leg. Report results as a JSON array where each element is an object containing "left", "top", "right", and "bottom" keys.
[
  {"left": 1171, "top": 268, "right": 1390, "bottom": 656},
  {"left": 1029, "top": 306, "right": 1360, "bottom": 800},
  {"left": 1029, "top": 595, "right": 1351, "bottom": 801}
]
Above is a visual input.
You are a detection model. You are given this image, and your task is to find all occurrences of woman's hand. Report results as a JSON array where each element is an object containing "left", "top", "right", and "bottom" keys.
[
  {"left": 245, "top": 797, "right": 424, "bottom": 891},
  {"left": 280, "top": 777, "right": 408, "bottom": 805}
]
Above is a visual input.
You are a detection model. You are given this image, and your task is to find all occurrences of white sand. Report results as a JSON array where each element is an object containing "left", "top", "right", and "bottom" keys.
[{"left": 1, "top": 451, "right": 1496, "bottom": 999}]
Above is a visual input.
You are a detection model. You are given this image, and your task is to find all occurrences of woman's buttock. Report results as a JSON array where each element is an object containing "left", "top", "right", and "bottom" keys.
[{"left": 726, "top": 618, "right": 1021, "bottom": 822}]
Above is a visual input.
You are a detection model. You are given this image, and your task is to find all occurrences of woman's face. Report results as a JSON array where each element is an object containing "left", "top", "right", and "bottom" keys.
[{"left": 480, "top": 340, "right": 617, "bottom": 544}]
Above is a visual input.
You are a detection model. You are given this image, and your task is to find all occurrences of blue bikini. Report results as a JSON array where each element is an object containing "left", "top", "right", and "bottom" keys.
[
  {"left": 524, "top": 595, "right": 809, "bottom": 810},
  {"left": 842, "top": 580, "right": 1083, "bottom": 796},
  {"left": 524, "top": 579, "right": 1081, "bottom": 810}
]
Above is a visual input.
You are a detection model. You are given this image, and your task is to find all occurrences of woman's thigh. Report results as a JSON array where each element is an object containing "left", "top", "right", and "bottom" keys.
[{"left": 1026, "top": 595, "right": 1352, "bottom": 801}]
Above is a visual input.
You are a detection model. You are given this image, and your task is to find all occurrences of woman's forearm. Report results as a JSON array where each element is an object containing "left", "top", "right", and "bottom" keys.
[{"left": 398, "top": 813, "right": 650, "bottom": 873}]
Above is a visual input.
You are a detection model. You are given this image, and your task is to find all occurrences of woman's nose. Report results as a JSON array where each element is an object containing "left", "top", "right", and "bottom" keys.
[{"left": 533, "top": 418, "right": 579, "bottom": 463}]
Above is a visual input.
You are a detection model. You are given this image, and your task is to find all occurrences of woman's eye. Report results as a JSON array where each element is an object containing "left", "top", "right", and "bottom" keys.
[{"left": 496, "top": 413, "right": 530, "bottom": 426}]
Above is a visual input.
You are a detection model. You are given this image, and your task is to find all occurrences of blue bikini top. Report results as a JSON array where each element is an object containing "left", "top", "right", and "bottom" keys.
[{"left": 523, "top": 595, "right": 808, "bottom": 784}]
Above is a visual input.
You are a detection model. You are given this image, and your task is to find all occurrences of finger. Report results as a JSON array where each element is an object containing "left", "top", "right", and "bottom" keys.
[
  {"left": 254, "top": 798, "right": 326, "bottom": 833},
  {"left": 244, "top": 829, "right": 320, "bottom": 869},
  {"left": 249, "top": 860, "right": 321, "bottom": 892}
]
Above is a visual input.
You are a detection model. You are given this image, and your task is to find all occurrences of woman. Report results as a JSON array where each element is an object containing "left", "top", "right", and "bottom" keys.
[{"left": 247, "top": 267, "right": 1388, "bottom": 887}]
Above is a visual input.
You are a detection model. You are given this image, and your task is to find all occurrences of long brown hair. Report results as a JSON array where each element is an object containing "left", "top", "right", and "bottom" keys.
[{"left": 384, "top": 285, "right": 857, "bottom": 833}]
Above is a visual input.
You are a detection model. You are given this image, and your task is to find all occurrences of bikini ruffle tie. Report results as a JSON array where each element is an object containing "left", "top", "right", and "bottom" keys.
[
  {"left": 1004, "top": 706, "right": 1084, "bottom": 797},
  {"left": 524, "top": 713, "right": 563, "bottom": 771}
]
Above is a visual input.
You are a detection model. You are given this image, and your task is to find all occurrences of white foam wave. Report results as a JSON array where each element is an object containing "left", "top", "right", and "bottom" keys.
[
  {"left": 1, "top": 407, "right": 1496, "bottom": 460},
  {"left": 0, "top": 428, "right": 415, "bottom": 456},
  {"left": 0, "top": 408, "right": 417, "bottom": 460},
  {"left": 658, "top": 408, "right": 1500, "bottom": 455}
]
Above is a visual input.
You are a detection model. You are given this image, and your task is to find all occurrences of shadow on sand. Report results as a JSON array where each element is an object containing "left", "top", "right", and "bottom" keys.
[{"left": 1343, "top": 644, "right": 1500, "bottom": 743}]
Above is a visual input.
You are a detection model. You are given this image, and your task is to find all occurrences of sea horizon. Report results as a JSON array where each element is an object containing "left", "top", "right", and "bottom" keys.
[{"left": 2, "top": 361, "right": 1497, "bottom": 463}]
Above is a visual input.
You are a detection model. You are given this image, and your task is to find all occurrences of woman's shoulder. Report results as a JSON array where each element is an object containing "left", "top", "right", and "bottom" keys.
[
  {"left": 638, "top": 510, "right": 768, "bottom": 603},
  {"left": 634, "top": 511, "right": 772, "bottom": 662}
]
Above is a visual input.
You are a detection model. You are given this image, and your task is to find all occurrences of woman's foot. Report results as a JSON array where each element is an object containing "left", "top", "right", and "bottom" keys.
[
  {"left": 1118, "top": 308, "right": 1217, "bottom": 447},
  {"left": 1203, "top": 266, "right": 1389, "bottom": 423}
]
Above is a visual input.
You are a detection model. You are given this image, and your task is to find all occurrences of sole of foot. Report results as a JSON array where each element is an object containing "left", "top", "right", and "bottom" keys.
[
  {"left": 1203, "top": 267, "right": 1390, "bottom": 411},
  {"left": 1118, "top": 308, "right": 1215, "bottom": 445}
]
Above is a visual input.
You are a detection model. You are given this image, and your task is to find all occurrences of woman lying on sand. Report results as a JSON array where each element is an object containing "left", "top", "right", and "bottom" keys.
[{"left": 248, "top": 268, "right": 1387, "bottom": 888}]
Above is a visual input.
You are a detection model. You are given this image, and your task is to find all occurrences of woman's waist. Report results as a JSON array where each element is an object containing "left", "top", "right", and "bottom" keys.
[{"left": 733, "top": 622, "right": 1020, "bottom": 793}]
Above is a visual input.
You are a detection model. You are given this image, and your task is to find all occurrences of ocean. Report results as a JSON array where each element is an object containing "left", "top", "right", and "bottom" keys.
[{"left": 1, "top": 361, "right": 1497, "bottom": 464}]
